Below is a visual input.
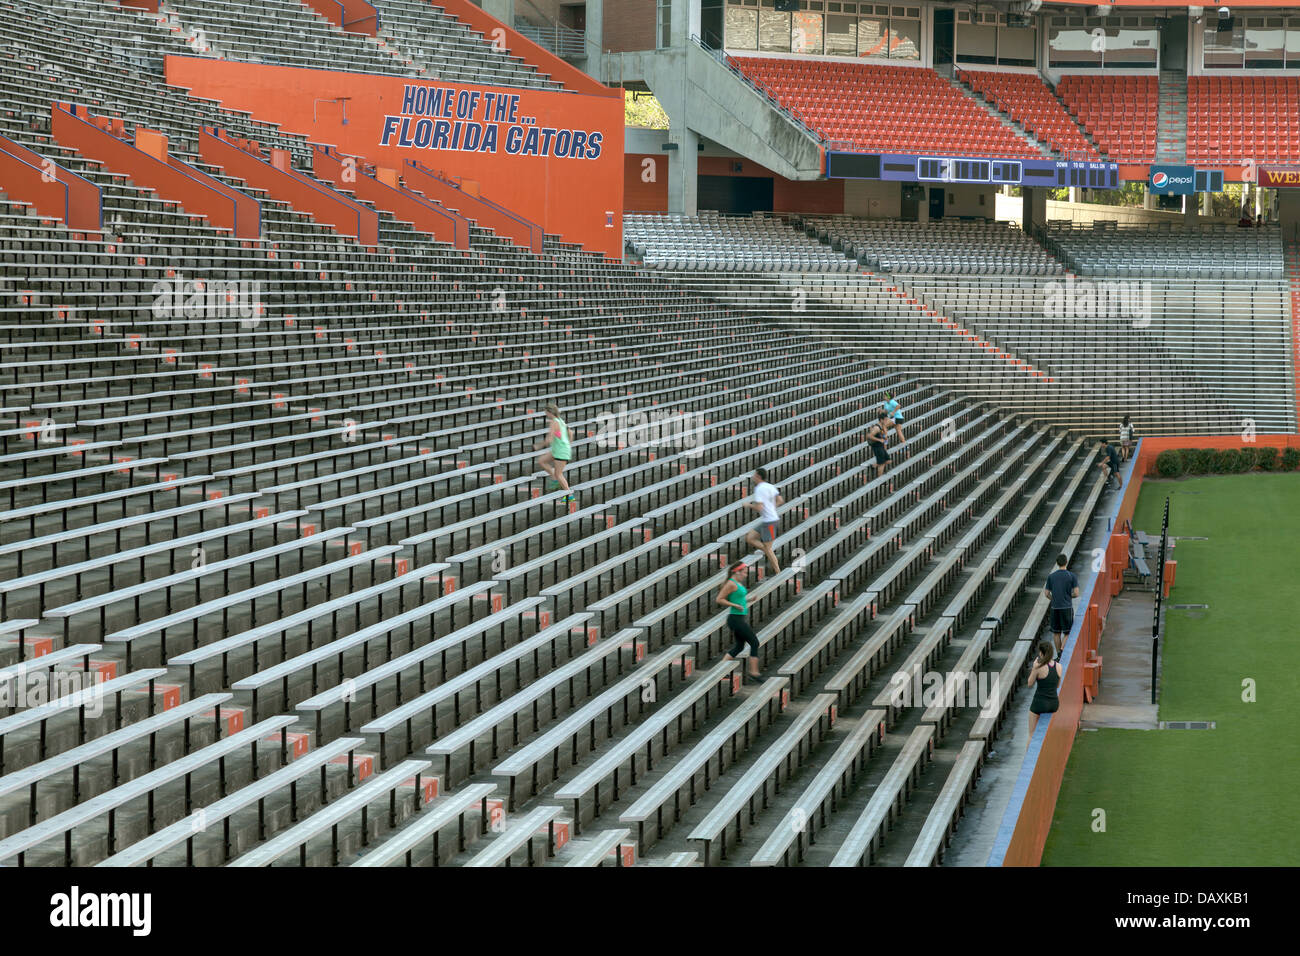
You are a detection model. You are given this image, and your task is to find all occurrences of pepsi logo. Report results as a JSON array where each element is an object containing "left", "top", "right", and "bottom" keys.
[{"left": 1152, "top": 172, "right": 1169, "bottom": 187}]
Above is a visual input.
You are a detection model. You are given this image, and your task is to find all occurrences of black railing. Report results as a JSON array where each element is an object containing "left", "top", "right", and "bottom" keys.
[{"left": 1151, "top": 495, "right": 1171, "bottom": 705}]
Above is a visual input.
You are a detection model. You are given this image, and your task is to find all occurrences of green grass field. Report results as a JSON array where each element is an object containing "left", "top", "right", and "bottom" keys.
[{"left": 1042, "top": 474, "right": 1300, "bottom": 866}]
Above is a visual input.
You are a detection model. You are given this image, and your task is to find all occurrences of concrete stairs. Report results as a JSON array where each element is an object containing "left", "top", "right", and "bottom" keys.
[
  {"left": 1156, "top": 69, "right": 1188, "bottom": 164},
  {"left": 948, "top": 74, "right": 1053, "bottom": 158}
]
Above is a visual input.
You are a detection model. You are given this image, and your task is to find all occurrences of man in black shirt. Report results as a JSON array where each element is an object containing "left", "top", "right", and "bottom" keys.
[
  {"left": 1098, "top": 440, "right": 1122, "bottom": 491},
  {"left": 1044, "top": 553, "right": 1080, "bottom": 656}
]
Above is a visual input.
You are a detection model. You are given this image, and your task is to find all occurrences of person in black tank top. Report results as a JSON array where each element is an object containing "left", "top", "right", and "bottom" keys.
[{"left": 1027, "top": 640, "right": 1061, "bottom": 739}]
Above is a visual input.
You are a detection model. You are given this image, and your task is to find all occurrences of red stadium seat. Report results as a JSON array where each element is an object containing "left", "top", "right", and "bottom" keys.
[{"left": 726, "top": 57, "right": 1041, "bottom": 158}]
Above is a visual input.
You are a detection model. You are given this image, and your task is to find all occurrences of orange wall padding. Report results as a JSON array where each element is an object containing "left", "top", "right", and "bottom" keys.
[
  {"left": 0, "top": 131, "right": 101, "bottom": 236},
  {"left": 200, "top": 127, "right": 373, "bottom": 245},
  {"left": 52, "top": 103, "right": 259, "bottom": 239},
  {"left": 313, "top": 146, "right": 467, "bottom": 248},
  {"left": 166, "top": 56, "right": 624, "bottom": 258}
]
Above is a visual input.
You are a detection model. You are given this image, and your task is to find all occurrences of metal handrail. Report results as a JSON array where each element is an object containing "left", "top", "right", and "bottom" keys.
[{"left": 689, "top": 35, "right": 827, "bottom": 147}]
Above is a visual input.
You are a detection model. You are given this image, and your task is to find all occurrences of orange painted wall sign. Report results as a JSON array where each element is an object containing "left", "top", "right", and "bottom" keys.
[{"left": 165, "top": 55, "right": 625, "bottom": 257}]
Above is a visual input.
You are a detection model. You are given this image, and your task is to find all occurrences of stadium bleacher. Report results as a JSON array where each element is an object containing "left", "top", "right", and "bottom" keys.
[
  {"left": 1187, "top": 75, "right": 1300, "bottom": 164},
  {"left": 1056, "top": 74, "right": 1160, "bottom": 162},
  {"left": 957, "top": 69, "right": 1096, "bottom": 158},
  {"left": 0, "top": 0, "right": 1294, "bottom": 878}
]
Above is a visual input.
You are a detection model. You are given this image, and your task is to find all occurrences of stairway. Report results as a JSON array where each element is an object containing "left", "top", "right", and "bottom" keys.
[
  {"left": 1155, "top": 69, "right": 1188, "bottom": 164},
  {"left": 1047, "top": 81, "right": 1104, "bottom": 158},
  {"left": 948, "top": 75, "right": 1053, "bottom": 158}
]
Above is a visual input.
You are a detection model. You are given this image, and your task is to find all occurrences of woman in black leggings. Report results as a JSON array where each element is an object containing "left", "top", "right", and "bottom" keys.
[
  {"left": 1027, "top": 640, "right": 1062, "bottom": 740},
  {"left": 717, "top": 562, "right": 763, "bottom": 681}
]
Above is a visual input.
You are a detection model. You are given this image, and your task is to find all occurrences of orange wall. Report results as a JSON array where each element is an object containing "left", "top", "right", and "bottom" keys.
[
  {"left": 53, "top": 104, "right": 258, "bottom": 239},
  {"left": 1134, "top": 434, "right": 1300, "bottom": 478},
  {"left": 625, "top": 153, "right": 668, "bottom": 211},
  {"left": 624, "top": 152, "right": 844, "bottom": 215},
  {"left": 0, "top": 132, "right": 101, "bottom": 235},
  {"left": 166, "top": 56, "right": 625, "bottom": 258}
]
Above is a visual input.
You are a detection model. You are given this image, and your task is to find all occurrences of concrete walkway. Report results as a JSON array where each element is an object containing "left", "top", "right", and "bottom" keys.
[{"left": 1080, "top": 590, "right": 1159, "bottom": 730}]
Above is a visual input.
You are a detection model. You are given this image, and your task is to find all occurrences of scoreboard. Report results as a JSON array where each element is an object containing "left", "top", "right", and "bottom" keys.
[{"left": 826, "top": 149, "right": 1121, "bottom": 190}]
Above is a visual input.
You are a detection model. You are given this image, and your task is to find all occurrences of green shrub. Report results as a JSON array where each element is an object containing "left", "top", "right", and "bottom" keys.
[
  {"left": 1221, "top": 448, "right": 1246, "bottom": 473},
  {"left": 1257, "top": 447, "right": 1279, "bottom": 471},
  {"left": 1155, "top": 449, "right": 1185, "bottom": 478},
  {"left": 1282, "top": 448, "right": 1300, "bottom": 471},
  {"left": 1237, "top": 446, "right": 1258, "bottom": 472},
  {"left": 1181, "top": 448, "right": 1210, "bottom": 475}
]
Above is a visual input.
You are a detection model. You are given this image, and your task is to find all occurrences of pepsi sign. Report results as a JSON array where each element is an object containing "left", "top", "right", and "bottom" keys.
[{"left": 1149, "top": 164, "right": 1196, "bottom": 195}]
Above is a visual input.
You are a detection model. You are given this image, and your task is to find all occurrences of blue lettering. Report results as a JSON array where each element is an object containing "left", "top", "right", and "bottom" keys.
[
  {"left": 586, "top": 131, "right": 603, "bottom": 159},
  {"left": 505, "top": 125, "right": 523, "bottom": 154},
  {"left": 380, "top": 114, "right": 400, "bottom": 146},
  {"left": 432, "top": 120, "right": 451, "bottom": 150},
  {"left": 413, "top": 117, "right": 432, "bottom": 148}
]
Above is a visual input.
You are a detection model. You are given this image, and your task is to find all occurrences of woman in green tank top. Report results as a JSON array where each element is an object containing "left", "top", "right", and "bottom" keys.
[
  {"left": 535, "top": 402, "right": 573, "bottom": 502},
  {"left": 716, "top": 562, "right": 763, "bottom": 681}
]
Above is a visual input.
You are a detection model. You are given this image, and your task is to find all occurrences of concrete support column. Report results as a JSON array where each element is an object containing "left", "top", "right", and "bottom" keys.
[
  {"left": 1022, "top": 186, "right": 1047, "bottom": 236},
  {"left": 584, "top": 0, "right": 603, "bottom": 61},
  {"left": 670, "top": 0, "right": 701, "bottom": 47},
  {"left": 1201, "top": 190, "right": 1213, "bottom": 216},
  {"left": 667, "top": 130, "right": 699, "bottom": 215},
  {"left": 1277, "top": 189, "right": 1300, "bottom": 241},
  {"left": 482, "top": 0, "right": 514, "bottom": 25}
]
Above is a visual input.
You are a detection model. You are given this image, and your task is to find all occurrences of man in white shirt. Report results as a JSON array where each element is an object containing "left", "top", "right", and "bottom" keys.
[{"left": 744, "top": 466, "right": 784, "bottom": 574}]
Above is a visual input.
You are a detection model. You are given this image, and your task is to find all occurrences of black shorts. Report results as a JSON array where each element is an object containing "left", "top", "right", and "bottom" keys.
[
  {"left": 871, "top": 443, "right": 891, "bottom": 466},
  {"left": 1030, "top": 696, "right": 1060, "bottom": 716},
  {"left": 726, "top": 615, "right": 760, "bottom": 658},
  {"left": 1050, "top": 607, "right": 1073, "bottom": 634}
]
